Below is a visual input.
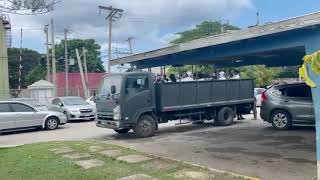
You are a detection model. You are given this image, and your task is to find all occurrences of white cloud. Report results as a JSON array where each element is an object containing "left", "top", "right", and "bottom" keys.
[{"left": 8, "top": 0, "right": 253, "bottom": 54}]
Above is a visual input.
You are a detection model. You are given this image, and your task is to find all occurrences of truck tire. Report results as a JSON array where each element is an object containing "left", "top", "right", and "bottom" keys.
[
  {"left": 216, "top": 107, "right": 234, "bottom": 126},
  {"left": 114, "top": 129, "right": 130, "bottom": 134},
  {"left": 133, "top": 115, "right": 156, "bottom": 138}
]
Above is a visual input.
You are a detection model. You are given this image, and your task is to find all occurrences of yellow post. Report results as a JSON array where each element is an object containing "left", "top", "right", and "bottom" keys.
[{"left": 0, "top": 17, "right": 10, "bottom": 100}]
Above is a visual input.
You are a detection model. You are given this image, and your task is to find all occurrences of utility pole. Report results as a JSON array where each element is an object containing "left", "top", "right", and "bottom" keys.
[
  {"left": 51, "top": 18, "right": 57, "bottom": 96},
  {"left": 44, "top": 25, "right": 50, "bottom": 82},
  {"left": 256, "top": 12, "right": 260, "bottom": 26},
  {"left": 98, "top": 5, "right": 124, "bottom": 73},
  {"left": 64, "top": 28, "right": 69, "bottom": 96},
  {"left": 76, "top": 49, "right": 88, "bottom": 98},
  {"left": 125, "top": 37, "right": 134, "bottom": 54},
  {"left": 18, "top": 28, "right": 22, "bottom": 90},
  {"left": 83, "top": 47, "right": 89, "bottom": 83}
]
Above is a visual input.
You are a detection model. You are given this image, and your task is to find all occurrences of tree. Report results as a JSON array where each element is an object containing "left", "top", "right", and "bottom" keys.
[
  {"left": 240, "top": 65, "right": 280, "bottom": 88},
  {"left": 54, "top": 39, "right": 105, "bottom": 73},
  {"left": 168, "top": 21, "right": 240, "bottom": 75},
  {"left": 0, "top": 0, "right": 58, "bottom": 15},
  {"left": 8, "top": 48, "right": 43, "bottom": 89},
  {"left": 26, "top": 66, "right": 46, "bottom": 85},
  {"left": 170, "top": 21, "right": 240, "bottom": 44}
]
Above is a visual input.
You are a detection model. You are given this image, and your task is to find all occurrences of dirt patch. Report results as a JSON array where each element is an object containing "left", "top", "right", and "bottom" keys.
[
  {"left": 142, "top": 160, "right": 178, "bottom": 172},
  {"left": 89, "top": 146, "right": 104, "bottom": 152},
  {"left": 117, "top": 154, "right": 152, "bottom": 163},
  {"left": 75, "top": 159, "right": 105, "bottom": 169},
  {"left": 117, "top": 174, "right": 155, "bottom": 180},
  {"left": 174, "top": 170, "right": 214, "bottom": 179},
  {"left": 50, "top": 147, "right": 75, "bottom": 154},
  {"left": 62, "top": 153, "right": 91, "bottom": 160},
  {"left": 99, "top": 150, "right": 123, "bottom": 158}
]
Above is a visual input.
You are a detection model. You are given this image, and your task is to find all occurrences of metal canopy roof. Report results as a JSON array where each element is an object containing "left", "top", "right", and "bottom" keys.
[{"left": 111, "top": 12, "right": 320, "bottom": 69}]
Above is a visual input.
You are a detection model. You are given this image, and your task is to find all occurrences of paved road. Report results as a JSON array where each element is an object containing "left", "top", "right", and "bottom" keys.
[{"left": 0, "top": 115, "right": 316, "bottom": 180}]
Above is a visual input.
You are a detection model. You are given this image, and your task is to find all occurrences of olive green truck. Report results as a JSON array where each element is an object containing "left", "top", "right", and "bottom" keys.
[{"left": 95, "top": 72, "right": 254, "bottom": 137}]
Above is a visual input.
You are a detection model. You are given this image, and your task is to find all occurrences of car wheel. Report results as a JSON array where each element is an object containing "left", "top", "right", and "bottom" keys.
[
  {"left": 114, "top": 129, "right": 130, "bottom": 134},
  {"left": 133, "top": 115, "right": 156, "bottom": 138},
  {"left": 271, "top": 110, "right": 292, "bottom": 130},
  {"left": 45, "top": 117, "right": 59, "bottom": 130},
  {"left": 216, "top": 107, "right": 234, "bottom": 126}
]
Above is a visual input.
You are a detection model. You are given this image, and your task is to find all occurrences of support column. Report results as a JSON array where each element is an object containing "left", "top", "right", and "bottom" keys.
[{"left": 305, "top": 43, "right": 320, "bottom": 179}]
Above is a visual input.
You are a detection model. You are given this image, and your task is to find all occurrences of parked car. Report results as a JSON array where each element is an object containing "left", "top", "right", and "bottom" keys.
[
  {"left": 0, "top": 101, "right": 67, "bottom": 133},
  {"left": 86, "top": 96, "right": 96, "bottom": 106},
  {"left": 50, "top": 96, "right": 97, "bottom": 121},
  {"left": 10, "top": 98, "right": 48, "bottom": 111},
  {"left": 260, "top": 83, "right": 314, "bottom": 130},
  {"left": 254, "top": 88, "right": 266, "bottom": 107}
]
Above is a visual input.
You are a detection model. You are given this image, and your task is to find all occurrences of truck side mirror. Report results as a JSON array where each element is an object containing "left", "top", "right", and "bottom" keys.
[{"left": 111, "top": 85, "right": 116, "bottom": 94}]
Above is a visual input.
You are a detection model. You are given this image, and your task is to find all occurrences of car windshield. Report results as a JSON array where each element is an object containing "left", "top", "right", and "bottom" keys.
[
  {"left": 98, "top": 75, "right": 122, "bottom": 97},
  {"left": 19, "top": 99, "right": 44, "bottom": 107},
  {"left": 63, "top": 97, "right": 88, "bottom": 106}
]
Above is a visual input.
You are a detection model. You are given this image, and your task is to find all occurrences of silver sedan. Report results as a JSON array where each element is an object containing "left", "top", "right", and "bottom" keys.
[
  {"left": 50, "top": 96, "right": 97, "bottom": 121},
  {"left": 0, "top": 101, "right": 67, "bottom": 133}
]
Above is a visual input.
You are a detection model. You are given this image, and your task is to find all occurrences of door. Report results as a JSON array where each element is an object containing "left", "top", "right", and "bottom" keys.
[
  {"left": 123, "top": 75, "right": 153, "bottom": 122},
  {"left": 0, "top": 103, "right": 16, "bottom": 130},
  {"left": 284, "top": 85, "right": 314, "bottom": 123},
  {"left": 10, "top": 103, "right": 40, "bottom": 128}
]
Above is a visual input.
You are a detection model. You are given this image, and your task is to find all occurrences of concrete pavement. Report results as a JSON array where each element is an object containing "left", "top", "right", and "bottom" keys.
[{"left": 0, "top": 116, "right": 316, "bottom": 180}]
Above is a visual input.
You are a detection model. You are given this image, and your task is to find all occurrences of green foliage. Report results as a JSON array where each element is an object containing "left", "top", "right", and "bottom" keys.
[
  {"left": 276, "top": 66, "right": 299, "bottom": 78},
  {"left": 170, "top": 21, "right": 239, "bottom": 45},
  {"left": 26, "top": 66, "right": 47, "bottom": 86},
  {"left": 168, "top": 21, "right": 239, "bottom": 75},
  {"left": 240, "top": 65, "right": 281, "bottom": 88},
  {"left": 168, "top": 65, "right": 213, "bottom": 75},
  {"left": 8, "top": 48, "right": 43, "bottom": 89},
  {"left": 54, "top": 39, "right": 105, "bottom": 73}
]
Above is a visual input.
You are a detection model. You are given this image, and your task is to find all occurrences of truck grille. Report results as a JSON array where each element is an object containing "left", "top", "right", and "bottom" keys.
[{"left": 98, "top": 113, "right": 114, "bottom": 121}]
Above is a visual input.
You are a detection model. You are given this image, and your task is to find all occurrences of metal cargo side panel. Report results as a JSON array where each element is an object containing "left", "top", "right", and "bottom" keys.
[
  {"left": 180, "top": 82, "right": 197, "bottom": 106},
  {"left": 227, "top": 80, "right": 241, "bottom": 101},
  {"left": 197, "top": 81, "right": 212, "bottom": 104},
  {"left": 155, "top": 83, "right": 180, "bottom": 111},
  {"left": 240, "top": 80, "right": 254, "bottom": 99},
  {"left": 212, "top": 81, "right": 227, "bottom": 102}
]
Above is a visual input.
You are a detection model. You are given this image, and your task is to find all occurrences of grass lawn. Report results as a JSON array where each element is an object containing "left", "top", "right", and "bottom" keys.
[{"left": 0, "top": 141, "right": 252, "bottom": 180}]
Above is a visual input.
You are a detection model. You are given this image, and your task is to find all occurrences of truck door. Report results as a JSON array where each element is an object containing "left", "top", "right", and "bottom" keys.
[{"left": 123, "top": 74, "right": 153, "bottom": 123}]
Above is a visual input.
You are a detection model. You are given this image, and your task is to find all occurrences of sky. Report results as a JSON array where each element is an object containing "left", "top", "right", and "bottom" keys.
[{"left": 6, "top": 0, "right": 320, "bottom": 70}]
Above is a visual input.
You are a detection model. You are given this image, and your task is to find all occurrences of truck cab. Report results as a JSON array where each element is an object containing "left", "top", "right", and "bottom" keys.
[{"left": 95, "top": 72, "right": 156, "bottom": 135}]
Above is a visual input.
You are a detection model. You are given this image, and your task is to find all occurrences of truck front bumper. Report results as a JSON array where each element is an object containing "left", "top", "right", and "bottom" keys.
[{"left": 96, "top": 119, "right": 120, "bottom": 130}]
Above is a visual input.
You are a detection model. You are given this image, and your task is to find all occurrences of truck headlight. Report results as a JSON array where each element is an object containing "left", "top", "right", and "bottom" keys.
[{"left": 113, "top": 106, "right": 121, "bottom": 120}]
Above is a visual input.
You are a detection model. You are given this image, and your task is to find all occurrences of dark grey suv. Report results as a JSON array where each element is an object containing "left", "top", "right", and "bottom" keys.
[{"left": 260, "top": 83, "right": 314, "bottom": 130}]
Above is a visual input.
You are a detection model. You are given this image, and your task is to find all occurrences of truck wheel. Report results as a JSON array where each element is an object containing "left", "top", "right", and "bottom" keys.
[
  {"left": 133, "top": 115, "right": 156, "bottom": 138},
  {"left": 217, "top": 107, "right": 234, "bottom": 126},
  {"left": 114, "top": 129, "right": 130, "bottom": 134}
]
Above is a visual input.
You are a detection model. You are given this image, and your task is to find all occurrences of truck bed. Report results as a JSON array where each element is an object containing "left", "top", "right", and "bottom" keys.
[{"left": 155, "top": 79, "right": 254, "bottom": 112}]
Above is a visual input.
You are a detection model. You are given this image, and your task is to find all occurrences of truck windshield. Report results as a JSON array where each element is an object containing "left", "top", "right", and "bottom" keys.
[{"left": 99, "top": 75, "right": 122, "bottom": 97}]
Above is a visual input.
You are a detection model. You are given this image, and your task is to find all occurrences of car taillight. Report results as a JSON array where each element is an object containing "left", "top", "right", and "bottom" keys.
[{"left": 261, "top": 91, "right": 267, "bottom": 103}]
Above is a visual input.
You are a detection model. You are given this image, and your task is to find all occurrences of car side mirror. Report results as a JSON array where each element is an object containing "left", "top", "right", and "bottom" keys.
[
  {"left": 111, "top": 85, "right": 116, "bottom": 94},
  {"left": 58, "top": 102, "right": 64, "bottom": 107}
]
